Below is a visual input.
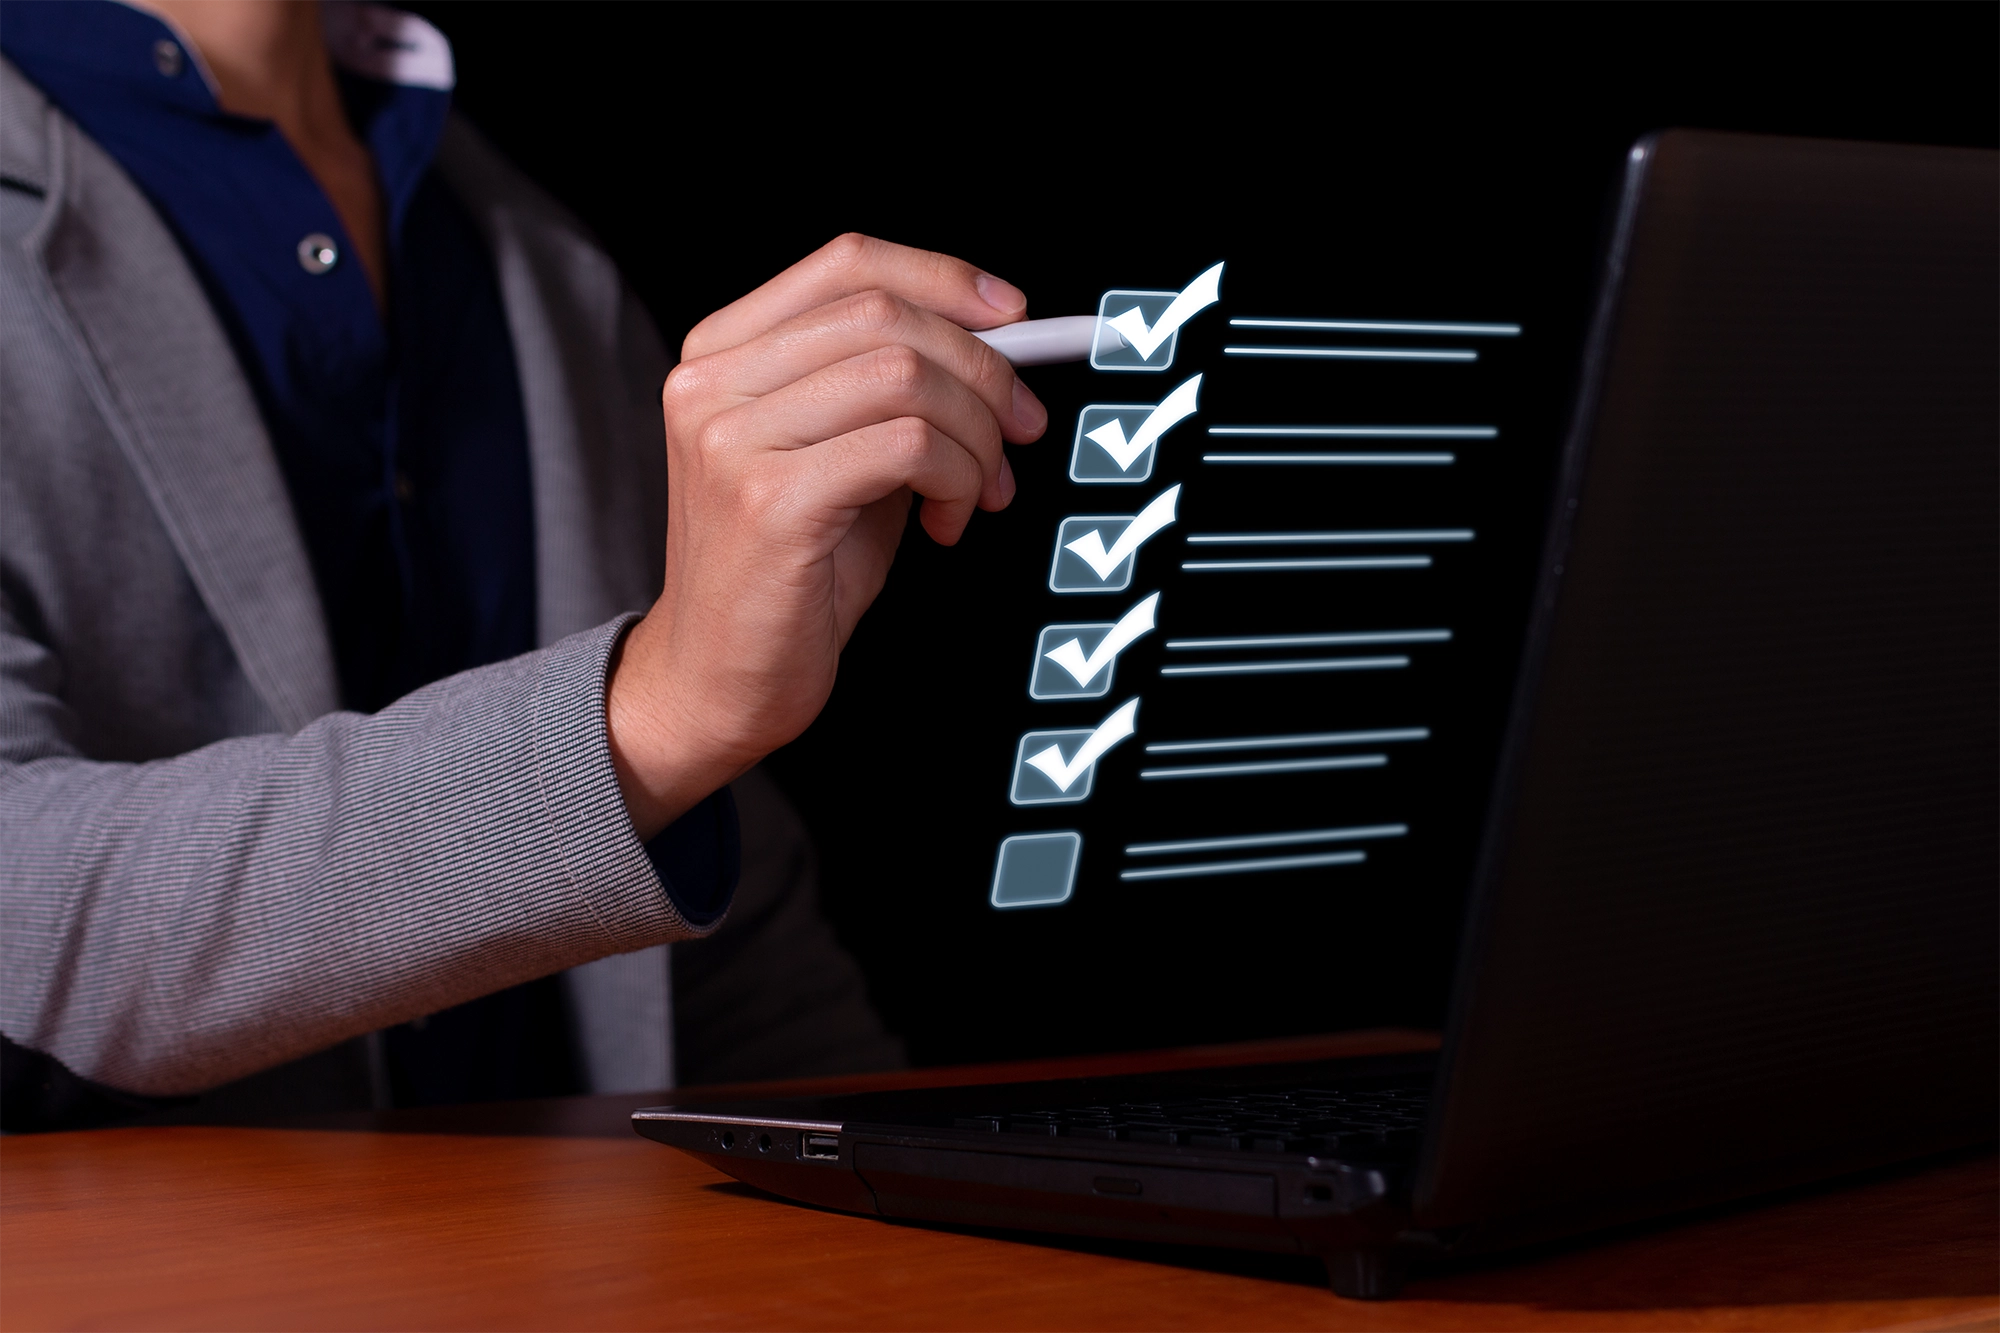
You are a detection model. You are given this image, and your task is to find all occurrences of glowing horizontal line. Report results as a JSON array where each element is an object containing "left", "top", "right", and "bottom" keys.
[
  {"left": 1229, "top": 318, "right": 1520, "bottom": 336},
  {"left": 1126, "top": 824, "right": 1408, "bottom": 856},
  {"left": 1224, "top": 346, "right": 1477, "bottom": 362},
  {"left": 1139, "top": 755, "right": 1388, "bottom": 780},
  {"left": 1146, "top": 728, "right": 1428, "bottom": 754},
  {"left": 1207, "top": 426, "right": 1496, "bottom": 438},
  {"left": 1158, "top": 656, "right": 1408, "bottom": 677},
  {"left": 1183, "top": 557, "right": 1432, "bottom": 572},
  {"left": 1187, "top": 530, "right": 1473, "bottom": 545},
  {"left": 1120, "top": 850, "right": 1367, "bottom": 881},
  {"left": 1203, "top": 453, "right": 1456, "bottom": 465},
  {"left": 1165, "top": 630, "right": 1450, "bottom": 650}
]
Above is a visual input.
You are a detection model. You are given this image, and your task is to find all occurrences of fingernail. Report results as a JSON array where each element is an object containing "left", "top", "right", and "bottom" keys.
[
  {"left": 976, "top": 272, "right": 1027, "bottom": 315},
  {"left": 998, "top": 453, "right": 1017, "bottom": 505},
  {"left": 1012, "top": 377, "right": 1047, "bottom": 433}
]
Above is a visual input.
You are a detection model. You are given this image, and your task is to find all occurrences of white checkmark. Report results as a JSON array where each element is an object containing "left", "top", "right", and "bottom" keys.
[
  {"left": 1084, "top": 375, "right": 1203, "bottom": 472},
  {"left": 1103, "top": 262, "right": 1225, "bottom": 361},
  {"left": 1025, "top": 697, "right": 1140, "bottom": 792},
  {"left": 1044, "top": 593, "right": 1160, "bottom": 687},
  {"left": 1064, "top": 485, "right": 1181, "bottom": 581}
]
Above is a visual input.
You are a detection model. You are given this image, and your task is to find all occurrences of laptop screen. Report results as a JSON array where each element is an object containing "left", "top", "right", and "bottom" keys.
[{"left": 771, "top": 242, "right": 1574, "bottom": 1064}]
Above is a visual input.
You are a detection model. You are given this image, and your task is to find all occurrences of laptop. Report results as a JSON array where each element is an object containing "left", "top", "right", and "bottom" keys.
[{"left": 633, "top": 130, "right": 1998, "bottom": 1299}]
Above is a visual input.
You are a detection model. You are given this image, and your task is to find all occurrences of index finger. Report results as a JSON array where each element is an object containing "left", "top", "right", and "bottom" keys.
[{"left": 684, "top": 233, "right": 1028, "bottom": 360}]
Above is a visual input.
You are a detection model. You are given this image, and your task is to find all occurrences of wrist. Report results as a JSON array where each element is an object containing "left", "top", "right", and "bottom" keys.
[{"left": 604, "top": 616, "right": 751, "bottom": 842}]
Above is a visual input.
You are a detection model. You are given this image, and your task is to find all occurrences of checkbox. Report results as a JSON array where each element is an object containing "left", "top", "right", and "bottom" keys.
[
  {"left": 1030, "top": 622, "right": 1120, "bottom": 699},
  {"left": 1090, "top": 290, "right": 1182, "bottom": 371},
  {"left": 1009, "top": 727, "right": 1104, "bottom": 804},
  {"left": 1028, "top": 593, "right": 1158, "bottom": 700},
  {"left": 1089, "top": 264, "right": 1224, "bottom": 372},
  {"left": 1070, "top": 405, "right": 1159, "bottom": 482},
  {"left": 1069, "top": 375, "right": 1202, "bottom": 484},
  {"left": 1049, "top": 515, "right": 1139, "bottom": 592},
  {"left": 1008, "top": 698, "right": 1139, "bottom": 806},
  {"left": 989, "top": 832, "right": 1082, "bottom": 909},
  {"left": 1047, "top": 486, "right": 1180, "bottom": 594}
]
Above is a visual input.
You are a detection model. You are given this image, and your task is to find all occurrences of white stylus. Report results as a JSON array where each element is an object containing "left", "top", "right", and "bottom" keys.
[{"left": 972, "top": 315, "right": 1125, "bottom": 367}]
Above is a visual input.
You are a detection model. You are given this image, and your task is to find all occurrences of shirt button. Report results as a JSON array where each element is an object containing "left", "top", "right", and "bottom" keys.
[
  {"left": 152, "top": 40, "right": 183, "bottom": 78},
  {"left": 296, "top": 233, "right": 339, "bottom": 275}
]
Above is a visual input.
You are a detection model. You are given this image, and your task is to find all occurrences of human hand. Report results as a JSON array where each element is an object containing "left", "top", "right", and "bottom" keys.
[{"left": 606, "top": 234, "right": 1048, "bottom": 839}]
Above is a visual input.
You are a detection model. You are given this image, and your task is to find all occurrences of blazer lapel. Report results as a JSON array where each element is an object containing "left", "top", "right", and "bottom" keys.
[
  {"left": 6, "top": 67, "right": 339, "bottom": 731},
  {"left": 436, "top": 117, "right": 666, "bottom": 647}
]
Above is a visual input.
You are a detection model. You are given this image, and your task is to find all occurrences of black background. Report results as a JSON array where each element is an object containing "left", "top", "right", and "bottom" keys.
[{"left": 409, "top": 3, "right": 1996, "bottom": 1067}]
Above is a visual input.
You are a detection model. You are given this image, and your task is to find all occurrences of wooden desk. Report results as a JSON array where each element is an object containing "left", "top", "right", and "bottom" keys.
[{"left": 5, "top": 1031, "right": 1995, "bottom": 1332}]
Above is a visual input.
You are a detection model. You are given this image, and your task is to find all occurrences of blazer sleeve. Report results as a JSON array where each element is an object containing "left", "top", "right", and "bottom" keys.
[{"left": 0, "top": 607, "right": 719, "bottom": 1097}]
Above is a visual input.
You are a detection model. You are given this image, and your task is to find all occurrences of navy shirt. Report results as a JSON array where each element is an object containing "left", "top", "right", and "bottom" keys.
[
  {"left": 4, "top": 2, "right": 732, "bottom": 1104},
  {"left": 4, "top": 0, "right": 535, "bottom": 713}
]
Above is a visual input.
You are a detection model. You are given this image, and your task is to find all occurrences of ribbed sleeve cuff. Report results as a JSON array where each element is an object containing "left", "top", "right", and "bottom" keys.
[{"left": 528, "top": 615, "right": 731, "bottom": 945}]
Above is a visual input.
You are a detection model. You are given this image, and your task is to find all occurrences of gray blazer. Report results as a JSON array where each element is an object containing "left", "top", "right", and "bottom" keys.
[{"left": 0, "top": 61, "right": 898, "bottom": 1115}]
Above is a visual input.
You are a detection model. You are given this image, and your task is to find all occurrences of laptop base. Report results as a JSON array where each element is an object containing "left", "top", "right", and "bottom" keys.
[{"left": 635, "top": 1052, "right": 1435, "bottom": 1298}]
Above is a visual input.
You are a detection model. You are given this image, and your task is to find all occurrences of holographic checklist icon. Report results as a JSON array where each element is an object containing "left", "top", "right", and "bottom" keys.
[
  {"left": 1088, "top": 262, "right": 1224, "bottom": 372},
  {"left": 1048, "top": 486, "right": 1181, "bottom": 594},
  {"left": 1028, "top": 593, "right": 1159, "bottom": 700},
  {"left": 989, "top": 832, "right": 1082, "bottom": 909},
  {"left": 1069, "top": 375, "right": 1202, "bottom": 484},
  {"left": 1008, "top": 697, "right": 1140, "bottom": 806}
]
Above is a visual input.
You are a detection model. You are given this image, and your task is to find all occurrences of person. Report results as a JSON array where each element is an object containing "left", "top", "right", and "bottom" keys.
[{"left": 0, "top": 0, "right": 1048, "bottom": 1129}]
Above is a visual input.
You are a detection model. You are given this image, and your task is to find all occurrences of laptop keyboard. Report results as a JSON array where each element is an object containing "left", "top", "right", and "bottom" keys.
[{"left": 948, "top": 1083, "right": 1430, "bottom": 1155}]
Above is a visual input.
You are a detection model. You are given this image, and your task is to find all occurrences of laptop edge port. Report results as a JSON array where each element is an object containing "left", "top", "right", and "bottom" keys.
[{"left": 800, "top": 1132, "right": 840, "bottom": 1161}]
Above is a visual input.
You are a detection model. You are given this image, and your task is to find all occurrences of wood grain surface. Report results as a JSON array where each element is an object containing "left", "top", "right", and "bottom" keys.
[{"left": 4, "top": 1032, "right": 1995, "bottom": 1332}]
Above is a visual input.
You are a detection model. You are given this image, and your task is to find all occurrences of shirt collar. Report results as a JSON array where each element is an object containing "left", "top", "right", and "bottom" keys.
[
  {"left": 0, "top": 1, "right": 456, "bottom": 235},
  {"left": 321, "top": 2, "right": 454, "bottom": 92},
  {"left": 0, "top": 2, "right": 455, "bottom": 102}
]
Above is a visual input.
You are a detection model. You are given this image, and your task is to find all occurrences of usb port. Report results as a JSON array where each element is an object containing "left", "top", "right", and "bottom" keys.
[{"left": 800, "top": 1132, "right": 840, "bottom": 1161}]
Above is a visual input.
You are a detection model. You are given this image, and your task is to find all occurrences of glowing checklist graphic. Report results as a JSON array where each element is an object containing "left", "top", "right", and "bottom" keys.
[
  {"left": 1030, "top": 592, "right": 1160, "bottom": 700},
  {"left": 1070, "top": 375, "right": 1202, "bottom": 484},
  {"left": 1090, "top": 262, "right": 1224, "bottom": 372},
  {"left": 1009, "top": 697, "right": 1140, "bottom": 806},
  {"left": 1048, "top": 485, "right": 1181, "bottom": 593}
]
